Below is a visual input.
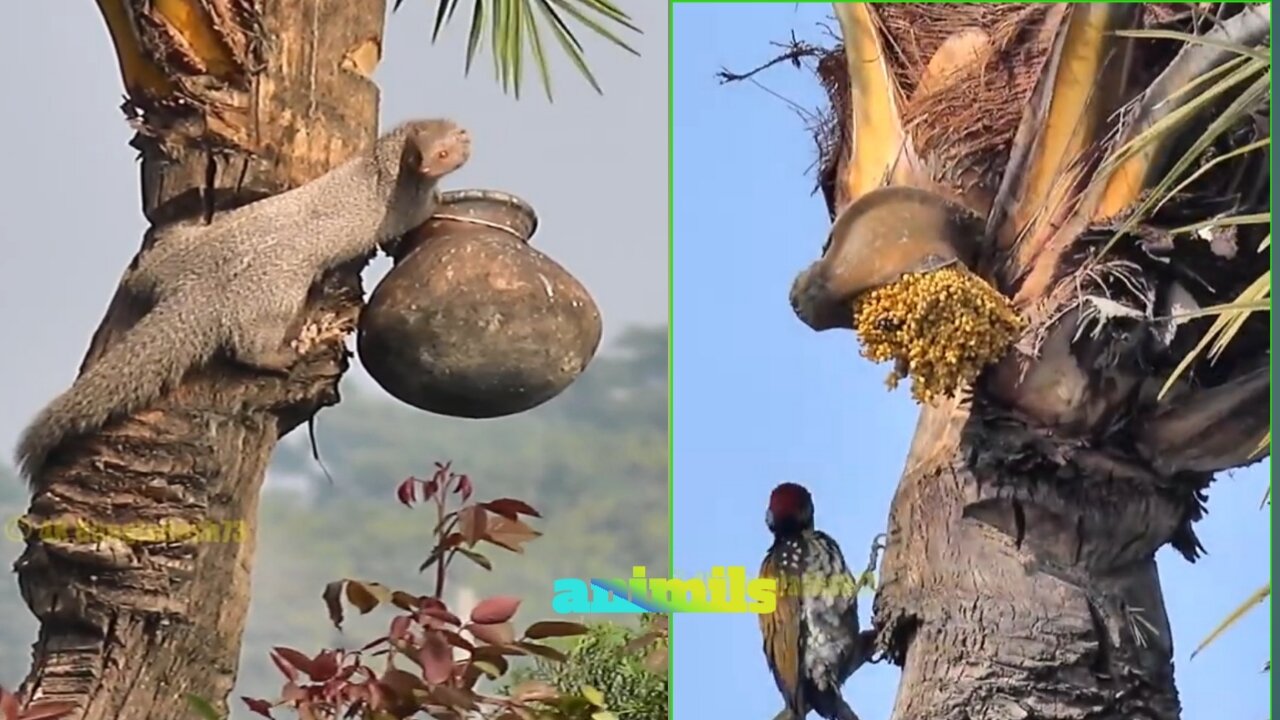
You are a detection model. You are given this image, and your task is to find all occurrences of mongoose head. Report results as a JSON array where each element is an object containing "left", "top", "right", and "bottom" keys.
[{"left": 399, "top": 119, "right": 472, "bottom": 179}]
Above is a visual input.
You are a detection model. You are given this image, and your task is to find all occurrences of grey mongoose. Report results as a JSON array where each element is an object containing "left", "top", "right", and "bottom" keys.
[{"left": 15, "top": 118, "right": 471, "bottom": 487}]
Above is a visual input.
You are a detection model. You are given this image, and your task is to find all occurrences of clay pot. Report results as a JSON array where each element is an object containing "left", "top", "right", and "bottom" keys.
[
  {"left": 790, "top": 186, "right": 984, "bottom": 331},
  {"left": 359, "top": 189, "right": 602, "bottom": 418}
]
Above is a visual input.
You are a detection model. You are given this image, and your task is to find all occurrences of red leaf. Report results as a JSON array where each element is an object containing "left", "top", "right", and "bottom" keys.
[
  {"left": 432, "top": 461, "right": 452, "bottom": 486},
  {"left": 514, "top": 641, "right": 568, "bottom": 662},
  {"left": 342, "top": 682, "right": 371, "bottom": 706},
  {"left": 418, "top": 605, "right": 462, "bottom": 628},
  {"left": 458, "top": 506, "right": 488, "bottom": 547},
  {"left": 426, "top": 685, "right": 477, "bottom": 711},
  {"left": 272, "top": 647, "right": 315, "bottom": 678},
  {"left": 362, "top": 635, "right": 391, "bottom": 652},
  {"left": 424, "top": 479, "right": 440, "bottom": 500},
  {"left": 482, "top": 498, "right": 541, "bottom": 519},
  {"left": 419, "top": 631, "right": 454, "bottom": 685},
  {"left": 441, "top": 629, "right": 475, "bottom": 651},
  {"left": 367, "top": 681, "right": 390, "bottom": 712},
  {"left": 379, "top": 669, "right": 427, "bottom": 707},
  {"left": 466, "top": 622, "right": 516, "bottom": 646},
  {"left": 482, "top": 515, "right": 543, "bottom": 553},
  {"left": 335, "top": 662, "right": 362, "bottom": 683},
  {"left": 322, "top": 581, "right": 345, "bottom": 629},
  {"left": 510, "top": 680, "right": 559, "bottom": 702},
  {"left": 242, "top": 697, "right": 276, "bottom": 718},
  {"left": 396, "top": 478, "right": 418, "bottom": 507},
  {"left": 0, "top": 688, "right": 18, "bottom": 720},
  {"left": 310, "top": 650, "right": 339, "bottom": 682},
  {"left": 419, "top": 596, "right": 449, "bottom": 611},
  {"left": 454, "top": 474, "right": 474, "bottom": 502},
  {"left": 458, "top": 662, "right": 484, "bottom": 691},
  {"left": 270, "top": 650, "right": 299, "bottom": 682},
  {"left": 282, "top": 683, "right": 307, "bottom": 703},
  {"left": 522, "top": 621, "right": 589, "bottom": 640},
  {"left": 468, "top": 646, "right": 511, "bottom": 675},
  {"left": 391, "top": 591, "right": 420, "bottom": 611},
  {"left": 471, "top": 596, "right": 521, "bottom": 624},
  {"left": 389, "top": 615, "right": 411, "bottom": 642}
]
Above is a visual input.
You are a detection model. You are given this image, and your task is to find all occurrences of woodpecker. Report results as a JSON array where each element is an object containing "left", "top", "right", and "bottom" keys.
[{"left": 759, "top": 482, "right": 886, "bottom": 720}]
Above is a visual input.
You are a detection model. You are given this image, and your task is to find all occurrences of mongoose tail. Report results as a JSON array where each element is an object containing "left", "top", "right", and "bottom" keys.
[{"left": 16, "top": 299, "right": 216, "bottom": 486}]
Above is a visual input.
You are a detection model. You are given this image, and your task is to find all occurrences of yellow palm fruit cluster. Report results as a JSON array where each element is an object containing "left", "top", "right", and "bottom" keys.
[{"left": 852, "top": 265, "right": 1025, "bottom": 404}]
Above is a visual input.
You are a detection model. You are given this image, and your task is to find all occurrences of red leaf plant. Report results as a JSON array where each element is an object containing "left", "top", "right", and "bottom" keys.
[{"left": 239, "top": 461, "right": 593, "bottom": 720}]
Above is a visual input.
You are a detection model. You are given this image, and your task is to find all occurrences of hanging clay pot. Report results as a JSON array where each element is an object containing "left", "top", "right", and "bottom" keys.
[
  {"left": 359, "top": 189, "right": 602, "bottom": 418},
  {"left": 790, "top": 186, "right": 985, "bottom": 331}
]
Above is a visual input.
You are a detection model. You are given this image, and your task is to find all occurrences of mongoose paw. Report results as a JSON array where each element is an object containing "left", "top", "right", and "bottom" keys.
[{"left": 235, "top": 346, "right": 299, "bottom": 377}]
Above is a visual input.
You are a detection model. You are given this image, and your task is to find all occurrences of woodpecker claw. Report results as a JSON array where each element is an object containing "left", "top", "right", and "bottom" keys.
[{"left": 860, "top": 534, "right": 888, "bottom": 587}]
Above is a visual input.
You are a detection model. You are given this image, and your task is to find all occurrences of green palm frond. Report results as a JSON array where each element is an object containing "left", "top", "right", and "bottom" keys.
[
  {"left": 1159, "top": 266, "right": 1270, "bottom": 401},
  {"left": 1129, "top": 20, "right": 1272, "bottom": 404},
  {"left": 1134, "top": 11, "right": 1272, "bottom": 677},
  {"left": 1089, "top": 6, "right": 1270, "bottom": 255},
  {"left": 1190, "top": 583, "right": 1271, "bottom": 659},
  {"left": 1113, "top": 26, "right": 1271, "bottom": 62},
  {"left": 401, "top": 0, "right": 642, "bottom": 101},
  {"left": 1097, "top": 58, "right": 1269, "bottom": 256}
]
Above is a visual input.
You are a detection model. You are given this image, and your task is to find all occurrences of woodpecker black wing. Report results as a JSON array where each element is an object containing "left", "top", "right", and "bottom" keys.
[
  {"left": 807, "top": 530, "right": 863, "bottom": 688},
  {"left": 760, "top": 543, "right": 807, "bottom": 717}
]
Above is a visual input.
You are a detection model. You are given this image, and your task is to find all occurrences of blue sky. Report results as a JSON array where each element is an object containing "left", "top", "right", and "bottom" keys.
[{"left": 670, "top": 4, "right": 1270, "bottom": 720}]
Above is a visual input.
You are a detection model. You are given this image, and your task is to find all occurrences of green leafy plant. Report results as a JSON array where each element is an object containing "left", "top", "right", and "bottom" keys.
[
  {"left": 405, "top": 0, "right": 643, "bottom": 100},
  {"left": 235, "top": 461, "right": 608, "bottom": 719},
  {"left": 508, "top": 614, "right": 668, "bottom": 720},
  {"left": 622, "top": 613, "right": 669, "bottom": 677}
]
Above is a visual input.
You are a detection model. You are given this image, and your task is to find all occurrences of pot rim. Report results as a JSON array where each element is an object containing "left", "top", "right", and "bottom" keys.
[{"left": 436, "top": 189, "right": 539, "bottom": 239}]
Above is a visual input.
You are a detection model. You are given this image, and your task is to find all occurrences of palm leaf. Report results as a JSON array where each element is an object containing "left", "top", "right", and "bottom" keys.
[
  {"left": 1134, "top": 12, "right": 1273, "bottom": 680},
  {"left": 1158, "top": 271, "right": 1270, "bottom": 400},
  {"left": 1095, "top": 60, "right": 1268, "bottom": 255},
  {"left": 991, "top": 4, "right": 1141, "bottom": 252},
  {"left": 1082, "top": 5, "right": 1270, "bottom": 232},
  {"left": 417, "top": 0, "right": 642, "bottom": 100},
  {"left": 831, "top": 2, "right": 912, "bottom": 203},
  {"left": 1114, "top": 27, "right": 1271, "bottom": 62},
  {"left": 1153, "top": 137, "right": 1270, "bottom": 214},
  {"left": 1190, "top": 583, "right": 1271, "bottom": 659}
]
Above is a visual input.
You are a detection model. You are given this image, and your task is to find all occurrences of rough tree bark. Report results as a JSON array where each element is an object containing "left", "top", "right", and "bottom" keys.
[
  {"left": 792, "top": 4, "right": 1269, "bottom": 720},
  {"left": 16, "top": 2, "right": 388, "bottom": 718}
]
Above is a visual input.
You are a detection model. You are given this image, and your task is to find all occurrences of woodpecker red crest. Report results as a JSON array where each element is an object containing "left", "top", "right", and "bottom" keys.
[{"left": 758, "top": 482, "right": 883, "bottom": 720}]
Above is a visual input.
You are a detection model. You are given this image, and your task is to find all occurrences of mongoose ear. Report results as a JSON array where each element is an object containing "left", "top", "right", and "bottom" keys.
[{"left": 400, "top": 136, "right": 424, "bottom": 172}]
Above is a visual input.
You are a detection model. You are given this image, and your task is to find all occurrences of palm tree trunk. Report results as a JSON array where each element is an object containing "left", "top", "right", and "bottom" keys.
[
  {"left": 875, "top": 398, "right": 1187, "bottom": 720},
  {"left": 789, "top": 5, "right": 1270, "bottom": 720},
  {"left": 16, "top": 2, "right": 386, "bottom": 718}
]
